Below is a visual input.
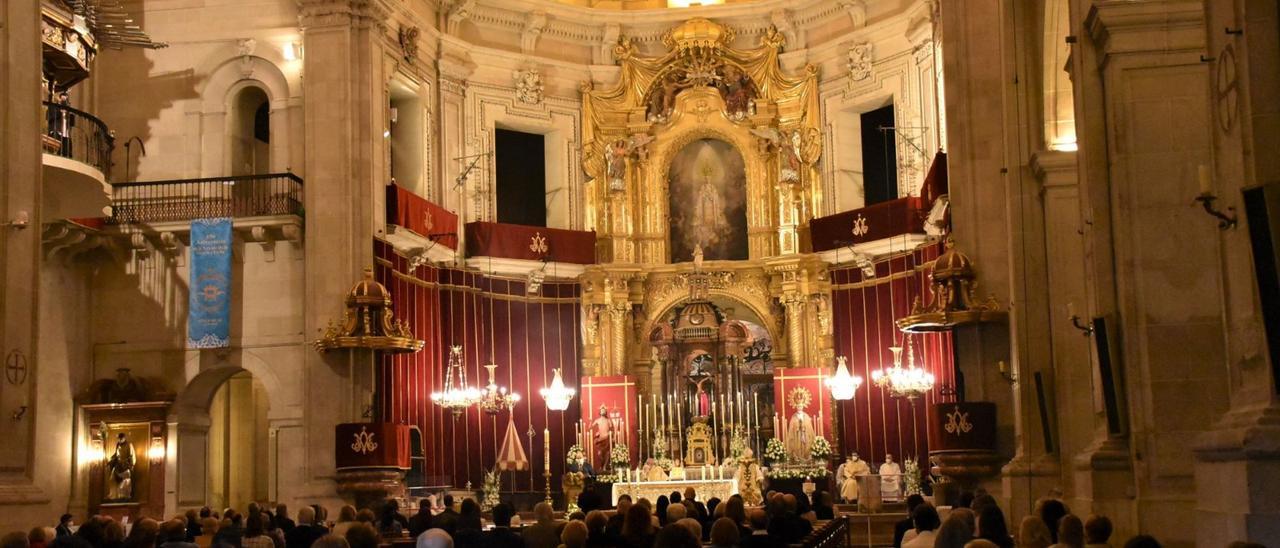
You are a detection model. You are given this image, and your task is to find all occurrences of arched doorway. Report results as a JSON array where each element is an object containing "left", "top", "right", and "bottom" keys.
[
  {"left": 205, "top": 370, "right": 270, "bottom": 511},
  {"left": 168, "top": 364, "right": 278, "bottom": 514},
  {"left": 229, "top": 86, "right": 270, "bottom": 176}
]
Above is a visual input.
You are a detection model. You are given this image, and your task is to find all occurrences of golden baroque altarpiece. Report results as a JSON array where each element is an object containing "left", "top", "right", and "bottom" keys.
[{"left": 576, "top": 18, "right": 835, "bottom": 396}]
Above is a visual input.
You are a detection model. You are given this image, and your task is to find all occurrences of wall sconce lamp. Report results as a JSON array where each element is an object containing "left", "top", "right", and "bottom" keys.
[
  {"left": 998, "top": 360, "right": 1017, "bottom": 384},
  {"left": 1067, "top": 302, "right": 1094, "bottom": 336},
  {"left": 1195, "top": 165, "right": 1238, "bottom": 230},
  {"left": 2, "top": 211, "right": 30, "bottom": 229},
  {"left": 147, "top": 436, "right": 166, "bottom": 461},
  {"left": 282, "top": 41, "right": 302, "bottom": 61}
]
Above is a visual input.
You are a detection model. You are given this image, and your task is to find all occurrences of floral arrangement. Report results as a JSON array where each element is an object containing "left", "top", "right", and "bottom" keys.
[
  {"left": 566, "top": 444, "right": 586, "bottom": 469},
  {"left": 610, "top": 442, "right": 630, "bottom": 471},
  {"left": 481, "top": 469, "right": 501, "bottom": 511},
  {"left": 903, "top": 456, "right": 922, "bottom": 496},
  {"left": 763, "top": 437, "right": 787, "bottom": 463},
  {"left": 765, "top": 464, "right": 830, "bottom": 480},
  {"left": 729, "top": 426, "right": 749, "bottom": 459},
  {"left": 809, "top": 437, "right": 832, "bottom": 461}
]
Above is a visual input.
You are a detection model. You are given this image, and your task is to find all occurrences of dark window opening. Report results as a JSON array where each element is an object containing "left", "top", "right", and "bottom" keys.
[
  {"left": 861, "top": 104, "right": 898, "bottom": 205},
  {"left": 253, "top": 102, "right": 270, "bottom": 143},
  {"left": 495, "top": 128, "right": 547, "bottom": 227}
]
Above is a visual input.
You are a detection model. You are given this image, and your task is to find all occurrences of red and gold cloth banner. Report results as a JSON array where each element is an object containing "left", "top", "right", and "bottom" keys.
[
  {"left": 466, "top": 221, "right": 596, "bottom": 264},
  {"left": 580, "top": 375, "right": 638, "bottom": 470},
  {"left": 335, "top": 423, "right": 412, "bottom": 470},
  {"left": 809, "top": 196, "right": 928, "bottom": 252},
  {"left": 386, "top": 184, "right": 458, "bottom": 249},
  {"left": 773, "top": 367, "right": 834, "bottom": 443},
  {"left": 928, "top": 402, "right": 996, "bottom": 453}
]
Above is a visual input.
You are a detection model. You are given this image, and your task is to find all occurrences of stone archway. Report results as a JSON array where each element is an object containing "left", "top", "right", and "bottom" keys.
[{"left": 165, "top": 351, "right": 292, "bottom": 514}]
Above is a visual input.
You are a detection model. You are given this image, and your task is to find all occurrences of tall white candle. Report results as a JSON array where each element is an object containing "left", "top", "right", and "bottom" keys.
[{"left": 1198, "top": 164, "right": 1212, "bottom": 195}]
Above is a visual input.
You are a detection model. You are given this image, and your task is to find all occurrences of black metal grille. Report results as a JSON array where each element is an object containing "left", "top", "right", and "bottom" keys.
[
  {"left": 109, "top": 172, "right": 304, "bottom": 224},
  {"left": 43, "top": 101, "right": 114, "bottom": 176}
]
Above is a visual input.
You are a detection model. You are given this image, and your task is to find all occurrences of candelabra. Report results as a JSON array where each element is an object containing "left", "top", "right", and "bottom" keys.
[{"left": 479, "top": 363, "right": 520, "bottom": 415}]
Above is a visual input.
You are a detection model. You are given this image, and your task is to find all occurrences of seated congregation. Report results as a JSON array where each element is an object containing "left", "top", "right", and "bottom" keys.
[{"left": 0, "top": 487, "right": 1200, "bottom": 548}]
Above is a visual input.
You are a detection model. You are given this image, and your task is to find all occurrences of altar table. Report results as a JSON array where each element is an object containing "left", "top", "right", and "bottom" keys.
[{"left": 611, "top": 478, "right": 739, "bottom": 506}]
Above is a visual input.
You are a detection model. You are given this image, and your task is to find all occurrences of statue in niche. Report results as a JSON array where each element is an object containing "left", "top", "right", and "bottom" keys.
[
  {"left": 106, "top": 432, "right": 137, "bottom": 501},
  {"left": 606, "top": 138, "right": 628, "bottom": 192},
  {"left": 694, "top": 377, "right": 713, "bottom": 417},
  {"left": 716, "top": 64, "right": 757, "bottom": 120},
  {"left": 780, "top": 130, "right": 804, "bottom": 184},
  {"left": 590, "top": 405, "right": 615, "bottom": 470},
  {"left": 784, "top": 387, "right": 816, "bottom": 462}
]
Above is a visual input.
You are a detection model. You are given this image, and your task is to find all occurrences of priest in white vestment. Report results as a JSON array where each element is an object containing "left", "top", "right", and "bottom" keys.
[
  {"left": 879, "top": 454, "right": 902, "bottom": 502},
  {"left": 837, "top": 453, "right": 870, "bottom": 502}
]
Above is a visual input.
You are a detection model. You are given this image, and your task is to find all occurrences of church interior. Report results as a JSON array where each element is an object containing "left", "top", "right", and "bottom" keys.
[{"left": 2, "top": 0, "right": 1279, "bottom": 547}]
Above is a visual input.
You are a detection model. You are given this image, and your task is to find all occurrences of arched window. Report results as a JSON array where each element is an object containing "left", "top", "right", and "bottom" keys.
[{"left": 229, "top": 86, "right": 270, "bottom": 175}]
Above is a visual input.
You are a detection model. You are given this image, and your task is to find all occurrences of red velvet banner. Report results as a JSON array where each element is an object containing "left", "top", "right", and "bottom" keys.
[
  {"left": 809, "top": 196, "right": 928, "bottom": 252},
  {"left": 335, "top": 423, "right": 412, "bottom": 470},
  {"left": 386, "top": 184, "right": 458, "bottom": 249},
  {"left": 579, "top": 375, "right": 639, "bottom": 470},
  {"left": 374, "top": 239, "right": 582, "bottom": 493},
  {"left": 829, "top": 242, "right": 956, "bottom": 464},
  {"left": 466, "top": 221, "right": 596, "bottom": 264},
  {"left": 772, "top": 367, "right": 834, "bottom": 446}
]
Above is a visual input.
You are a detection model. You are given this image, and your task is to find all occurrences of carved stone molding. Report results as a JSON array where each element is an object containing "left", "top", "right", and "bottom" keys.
[
  {"left": 521, "top": 11, "right": 549, "bottom": 54},
  {"left": 846, "top": 41, "right": 874, "bottom": 85}
]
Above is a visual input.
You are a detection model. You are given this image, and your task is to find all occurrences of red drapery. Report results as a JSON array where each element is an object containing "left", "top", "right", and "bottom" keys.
[
  {"left": 374, "top": 239, "right": 582, "bottom": 493},
  {"left": 829, "top": 242, "right": 956, "bottom": 463},
  {"left": 386, "top": 184, "right": 459, "bottom": 249},
  {"left": 466, "top": 221, "right": 596, "bottom": 264},
  {"left": 809, "top": 197, "right": 929, "bottom": 252}
]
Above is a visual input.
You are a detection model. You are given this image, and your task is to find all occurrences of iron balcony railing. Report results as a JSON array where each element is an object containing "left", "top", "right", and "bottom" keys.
[
  {"left": 43, "top": 101, "right": 115, "bottom": 177},
  {"left": 109, "top": 172, "right": 304, "bottom": 224}
]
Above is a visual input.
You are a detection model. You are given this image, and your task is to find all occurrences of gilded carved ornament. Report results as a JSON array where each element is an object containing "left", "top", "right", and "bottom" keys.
[{"left": 580, "top": 18, "right": 824, "bottom": 257}]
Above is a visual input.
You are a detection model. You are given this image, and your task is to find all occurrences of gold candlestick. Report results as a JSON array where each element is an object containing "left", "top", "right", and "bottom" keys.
[{"left": 543, "top": 470, "right": 553, "bottom": 505}]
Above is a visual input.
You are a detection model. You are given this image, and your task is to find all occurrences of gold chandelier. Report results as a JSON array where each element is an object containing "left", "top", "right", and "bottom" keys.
[
  {"left": 431, "top": 346, "right": 482, "bottom": 415},
  {"left": 870, "top": 343, "right": 934, "bottom": 400}
]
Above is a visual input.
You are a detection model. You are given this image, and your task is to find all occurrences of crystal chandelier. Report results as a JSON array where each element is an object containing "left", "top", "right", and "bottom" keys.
[
  {"left": 870, "top": 343, "right": 935, "bottom": 400},
  {"left": 479, "top": 363, "right": 521, "bottom": 415},
  {"left": 431, "top": 346, "right": 482, "bottom": 415},
  {"left": 824, "top": 356, "right": 864, "bottom": 401},
  {"left": 539, "top": 368, "right": 575, "bottom": 411}
]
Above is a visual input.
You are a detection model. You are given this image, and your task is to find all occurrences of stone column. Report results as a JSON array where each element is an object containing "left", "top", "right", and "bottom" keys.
[
  {"left": 297, "top": 0, "right": 388, "bottom": 506},
  {"left": 938, "top": 0, "right": 1026, "bottom": 510},
  {"left": 1192, "top": 0, "right": 1280, "bottom": 544},
  {"left": 0, "top": 0, "right": 49, "bottom": 524},
  {"left": 1074, "top": 2, "right": 1230, "bottom": 543}
]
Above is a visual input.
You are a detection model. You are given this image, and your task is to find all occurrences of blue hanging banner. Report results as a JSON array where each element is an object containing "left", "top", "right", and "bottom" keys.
[{"left": 187, "top": 217, "right": 233, "bottom": 348}]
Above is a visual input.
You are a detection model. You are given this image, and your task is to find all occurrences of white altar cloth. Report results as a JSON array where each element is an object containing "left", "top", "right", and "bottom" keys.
[{"left": 611, "top": 478, "right": 739, "bottom": 506}]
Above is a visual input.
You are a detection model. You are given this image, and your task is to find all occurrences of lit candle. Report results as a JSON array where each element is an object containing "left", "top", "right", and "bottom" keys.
[
  {"left": 544, "top": 428, "right": 551, "bottom": 473},
  {"left": 1198, "top": 164, "right": 1212, "bottom": 195},
  {"left": 818, "top": 410, "right": 824, "bottom": 438},
  {"left": 1067, "top": 302, "right": 1076, "bottom": 319}
]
